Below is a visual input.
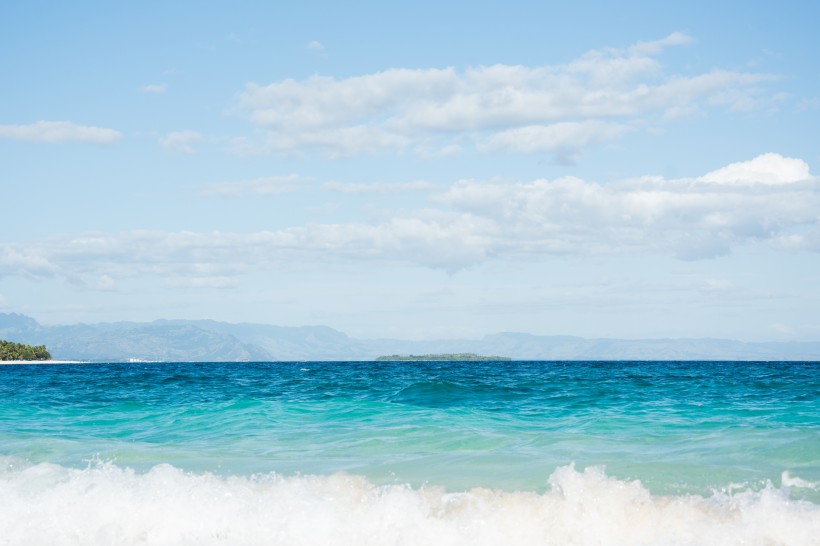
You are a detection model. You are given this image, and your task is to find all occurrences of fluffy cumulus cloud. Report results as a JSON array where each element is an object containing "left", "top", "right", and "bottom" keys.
[
  {"left": 0, "top": 121, "right": 122, "bottom": 144},
  {"left": 236, "top": 33, "right": 777, "bottom": 158},
  {"left": 435, "top": 153, "right": 818, "bottom": 260},
  {"left": 699, "top": 153, "right": 811, "bottom": 185}
]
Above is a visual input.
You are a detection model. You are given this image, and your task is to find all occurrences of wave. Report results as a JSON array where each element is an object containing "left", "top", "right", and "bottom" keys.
[{"left": 1, "top": 459, "right": 817, "bottom": 545}]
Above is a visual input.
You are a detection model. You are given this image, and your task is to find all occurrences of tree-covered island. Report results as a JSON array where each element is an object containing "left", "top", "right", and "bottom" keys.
[
  {"left": 0, "top": 340, "right": 52, "bottom": 361},
  {"left": 376, "top": 353, "right": 511, "bottom": 362}
]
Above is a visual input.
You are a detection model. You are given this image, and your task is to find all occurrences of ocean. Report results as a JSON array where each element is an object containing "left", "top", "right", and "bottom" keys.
[{"left": 0, "top": 360, "right": 817, "bottom": 545}]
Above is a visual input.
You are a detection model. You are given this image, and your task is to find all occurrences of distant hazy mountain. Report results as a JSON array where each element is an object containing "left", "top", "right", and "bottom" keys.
[
  {"left": 1, "top": 312, "right": 819, "bottom": 361},
  {"left": 0, "top": 313, "right": 271, "bottom": 362}
]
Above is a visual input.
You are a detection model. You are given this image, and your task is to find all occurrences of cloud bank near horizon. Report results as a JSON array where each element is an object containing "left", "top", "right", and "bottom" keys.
[{"left": 1, "top": 153, "right": 816, "bottom": 287}]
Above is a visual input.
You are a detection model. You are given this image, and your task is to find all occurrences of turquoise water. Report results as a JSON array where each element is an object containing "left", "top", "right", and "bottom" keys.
[{"left": 1, "top": 360, "right": 818, "bottom": 545}]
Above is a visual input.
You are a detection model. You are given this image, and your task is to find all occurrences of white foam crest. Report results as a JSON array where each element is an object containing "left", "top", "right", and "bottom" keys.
[
  {"left": 1, "top": 459, "right": 817, "bottom": 546},
  {"left": 782, "top": 471, "right": 820, "bottom": 490}
]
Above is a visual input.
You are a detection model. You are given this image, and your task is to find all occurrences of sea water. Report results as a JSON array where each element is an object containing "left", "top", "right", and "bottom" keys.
[{"left": 0, "top": 360, "right": 817, "bottom": 545}]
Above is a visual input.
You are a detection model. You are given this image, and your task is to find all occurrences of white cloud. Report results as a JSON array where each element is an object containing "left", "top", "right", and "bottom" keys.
[
  {"left": 477, "top": 121, "right": 632, "bottom": 162},
  {"left": 415, "top": 143, "right": 464, "bottom": 158},
  {"left": 140, "top": 83, "right": 168, "bottom": 94},
  {"left": 699, "top": 153, "right": 810, "bottom": 185},
  {"left": 258, "top": 125, "right": 412, "bottom": 158},
  {"left": 307, "top": 40, "right": 325, "bottom": 52},
  {"left": 93, "top": 275, "right": 118, "bottom": 292},
  {"left": 236, "top": 33, "right": 778, "bottom": 158},
  {"left": 202, "top": 175, "right": 304, "bottom": 197},
  {"left": 702, "top": 278, "right": 734, "bottom": 292},
  {"left": 164, "top": 276, "right": 237, "bottom": 289},
  {"left": 0, "top": 246, "right": 59, "bottom": 278},
  {"left": 435, "top": 153, "right": 817, "bottom": 260},
  {"left": 628, "top": 32, "right": 694, "bottom": 56},
  {"left": 322, "top": 180, "right": 435, "bottom": 194},
  {"left": 160, "top": 130, "right": 204, "bottom": 154},
  {"left": 0, "top": 121, "right": 122, "bottom": 144},
  {"left": 438, "top": 144, "right": 462, "bottom": 157},
  {"left": 2, "top": 154, "right": 817, "bottom": 278}
]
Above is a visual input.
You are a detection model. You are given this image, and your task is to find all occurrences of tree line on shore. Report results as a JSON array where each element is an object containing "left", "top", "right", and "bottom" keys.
[{"left": 0, "top": 340, "right": 51, "bottom": 361}]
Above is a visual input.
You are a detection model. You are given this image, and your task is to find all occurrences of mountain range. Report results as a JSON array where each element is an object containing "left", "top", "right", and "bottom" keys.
[{"left": 1, "top": 312, "right": 819, "bottom": 361}]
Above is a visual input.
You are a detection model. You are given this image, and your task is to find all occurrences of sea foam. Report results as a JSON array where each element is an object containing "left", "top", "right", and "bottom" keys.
[{"left": 1, "top": 458, "right": 817, "bottom": 546}]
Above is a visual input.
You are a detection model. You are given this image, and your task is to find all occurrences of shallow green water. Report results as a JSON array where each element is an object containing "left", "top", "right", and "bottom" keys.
[{"left": 1, "top": 360, "right": 818, "bottom": 497}]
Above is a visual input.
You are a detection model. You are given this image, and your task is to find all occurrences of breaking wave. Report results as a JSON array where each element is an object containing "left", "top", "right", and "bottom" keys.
[{"left": 1, "top": 458, "right": 817, "bottom": 545}]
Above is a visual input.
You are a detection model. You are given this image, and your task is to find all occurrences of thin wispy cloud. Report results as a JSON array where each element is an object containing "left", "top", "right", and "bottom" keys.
[
  {"left": 164, "top": 276, "right": 238, "bottom": 290},
  {"left": 160, "top": 130, "right": 204, "bottom": 154},
  {"left": 322, "top": 180, "right": 435, "bottom": 194},
  {"left": 306, "top": 40, "right": 325, "bottom": 52},
  {"left": 140, "top": 83, "right": 168, "bottom": 94},
  {"left": 476, "top": 121, "right": 632, "bottom": 163},
  {"left": 627, "top": 31, "right": 694, "bottom": 55},
  {"left": 0, "top": 121, "right": 122, "bottom": 144},
  {"left": 202, "top": 175, "right": 304, "bottom": 197}
]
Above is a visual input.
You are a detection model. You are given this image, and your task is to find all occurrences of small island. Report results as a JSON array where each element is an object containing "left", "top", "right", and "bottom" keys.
[
  {"left": 376, "top": 353, "right": 511, "bottom": 362},
  {"left": 0, "top": 340, "right": 52, "bottom": 361}
]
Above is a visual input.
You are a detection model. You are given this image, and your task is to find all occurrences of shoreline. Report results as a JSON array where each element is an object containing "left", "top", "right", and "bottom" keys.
[{"left": 0, "top": 359, "right": 88, "bottom": 365}]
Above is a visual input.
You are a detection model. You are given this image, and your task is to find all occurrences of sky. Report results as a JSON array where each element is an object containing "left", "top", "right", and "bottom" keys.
[{"left": 2, "top": 0, "right": 820, "bottom": 341}]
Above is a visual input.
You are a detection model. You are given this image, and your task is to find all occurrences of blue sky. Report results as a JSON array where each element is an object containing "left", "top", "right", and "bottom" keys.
[{"left": 2, "top": 0, "right": 820, "bottom": 341}]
